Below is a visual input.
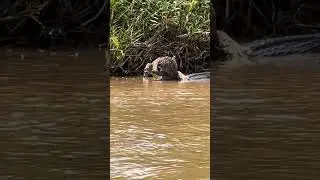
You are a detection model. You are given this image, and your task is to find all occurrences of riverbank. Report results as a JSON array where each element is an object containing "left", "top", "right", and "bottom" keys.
[
  {"left": 110, "top": 0, "right": 210, "bottom": 77},
  {"left": 0, "top": 0, "right": 108, "bottom": 60},
  {"left": 0, "top": 47, "right": 106, "bottom": 60}
]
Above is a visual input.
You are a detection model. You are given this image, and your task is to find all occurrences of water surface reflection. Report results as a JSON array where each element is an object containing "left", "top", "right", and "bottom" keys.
[
  {"left": 2, "top": 50, "right": 107, "bottom": 179},
  {"left": 213, "top": 55, "right": 320, "bottom": 179},
  {"left": 111, "top": 78, "right": 210, "bottom": 179}
]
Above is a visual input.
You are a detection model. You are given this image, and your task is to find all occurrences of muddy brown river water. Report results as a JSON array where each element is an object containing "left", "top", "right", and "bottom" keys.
[
  {"left": 2, "top": 50, "right": 320, "bottom": 179},
  {"left": 2, "top": 50, "right": 107, "bottom": 179},
  {"left": 110, "top": 78, "right": 210, "bottom": 179},
  {"left": 213, "top": 54, "right": 320, "bottom": 179}
]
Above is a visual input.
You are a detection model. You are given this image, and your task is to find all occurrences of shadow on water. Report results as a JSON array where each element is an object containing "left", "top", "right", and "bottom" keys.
[
  {"left": 110, "top": 78, "right": 210, "bottom": 179},
  {"left": 213, "top": 54, "right": 320, "bottom": 179},
  {"left": 1, "top": 49, "right": 107, "bottom": 179}
]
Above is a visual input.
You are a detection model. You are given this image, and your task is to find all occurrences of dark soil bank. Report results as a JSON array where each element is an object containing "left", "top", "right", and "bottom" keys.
[{"left": 0, "top": 0, "right": 109, "bottom": 49}]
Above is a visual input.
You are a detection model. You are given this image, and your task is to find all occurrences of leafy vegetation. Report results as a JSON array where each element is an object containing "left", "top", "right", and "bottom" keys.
[{"left": 110, "top": 0, "right": 210, "bottom": 76}]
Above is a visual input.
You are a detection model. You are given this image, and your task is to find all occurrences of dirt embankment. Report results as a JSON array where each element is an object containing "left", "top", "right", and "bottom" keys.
[{"left": 0, "top": 0, "right": 109, "bottom": 52}]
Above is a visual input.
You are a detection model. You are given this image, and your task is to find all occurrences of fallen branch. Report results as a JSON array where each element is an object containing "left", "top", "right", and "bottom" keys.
[
  {"left": 295, "top": 23, "right": 320, "bottom": 30},
  {"left": 0, "top": 16, "right": 19, "bottom": 22},
  {"left": 28, "top": 15, "right": 44, "bottom": 29},
  {"left": 81, "top": 0, "right": 107, "bottom": 27},
  {"left": 38, "top": 0, "right": 52, "bottom": 12},
  {"left": 9, "top": 17, "right": 27, "bottom": 34}
]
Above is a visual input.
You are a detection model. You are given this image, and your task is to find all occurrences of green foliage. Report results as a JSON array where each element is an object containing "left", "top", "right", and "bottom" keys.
[{"left": 110, "top": 0, "right": 210, "bottom": 64}]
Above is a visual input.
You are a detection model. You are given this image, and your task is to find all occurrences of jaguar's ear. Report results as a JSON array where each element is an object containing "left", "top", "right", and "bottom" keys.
[
  {"left": 144, "top": 63, "right": 152, "bottom": 70},
  {"left": 157, "top": 64, "right": 162, "bottom": 72}
]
